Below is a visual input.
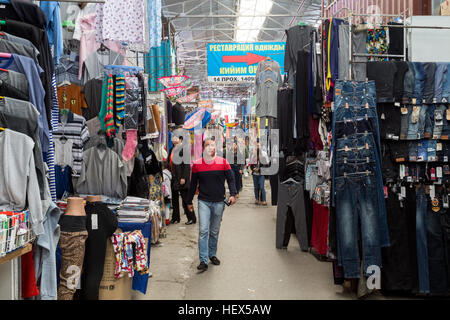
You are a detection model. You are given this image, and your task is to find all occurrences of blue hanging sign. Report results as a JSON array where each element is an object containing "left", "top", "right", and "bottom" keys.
[{"left": 207, "top": 42, "right": 285, "bottom": 83}]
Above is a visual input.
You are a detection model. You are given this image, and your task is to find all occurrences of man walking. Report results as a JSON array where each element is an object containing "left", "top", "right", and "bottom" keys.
[{"left": 187, "top": 138, "right": 237, "bottom": 271}]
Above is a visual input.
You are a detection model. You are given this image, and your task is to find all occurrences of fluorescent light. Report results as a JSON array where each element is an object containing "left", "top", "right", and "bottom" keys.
[{"left": 235, "top": 0, "right": 273, "bottom": 42}]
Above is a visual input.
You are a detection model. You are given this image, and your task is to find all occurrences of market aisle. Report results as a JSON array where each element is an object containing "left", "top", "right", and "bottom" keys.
[{"left": 183, "top": 176, "right": 353, "bottom": 300}]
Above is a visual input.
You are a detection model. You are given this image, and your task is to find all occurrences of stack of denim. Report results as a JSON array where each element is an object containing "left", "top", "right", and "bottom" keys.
[{"left": 331, "top": 80, "right": 390, "bottom": 279}]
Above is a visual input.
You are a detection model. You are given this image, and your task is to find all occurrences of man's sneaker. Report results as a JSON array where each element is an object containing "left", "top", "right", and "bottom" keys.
[
  {"left": 209, "top": 256, "right": 221, "bottom": 265},
  {"left": 197, "top": 261, "right": 208, "bottom": 271}
]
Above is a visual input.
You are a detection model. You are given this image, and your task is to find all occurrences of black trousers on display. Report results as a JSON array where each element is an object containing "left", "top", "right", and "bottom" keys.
[
  {"left": 269, "top": 174, "right": 278, "bottom": 206},
  {"left": 276, "top": 179, "right": 308, "bottom": 251}
]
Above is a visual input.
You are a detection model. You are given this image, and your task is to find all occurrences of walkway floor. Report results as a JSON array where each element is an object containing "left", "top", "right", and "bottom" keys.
[{"left": 133, "top": 175, "right": 388, "bottom": 300}]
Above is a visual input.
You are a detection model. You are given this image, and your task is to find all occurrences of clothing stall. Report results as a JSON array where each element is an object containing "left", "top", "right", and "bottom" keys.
[
  {"left": 0, "top": 0, "right": 168, "bottom": 300},
  {"left": 273, "top": 4, "right": 450, "bottom": 298}
]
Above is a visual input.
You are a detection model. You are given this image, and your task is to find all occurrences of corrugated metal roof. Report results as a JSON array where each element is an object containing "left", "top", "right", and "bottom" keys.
[{"left": 163, "top": 0, "right": 324, "bottom": 86}]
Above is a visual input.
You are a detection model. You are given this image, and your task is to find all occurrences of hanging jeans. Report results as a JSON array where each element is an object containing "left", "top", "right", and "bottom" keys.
[
  {"left": 426, "top": 196, "right": 448, "bottom": 294},
  {"left": 334, "top": 172, "right": 382, "bottom": 278},
  {"left": 415, "top": 186, "right": 430, "bottom": 294},
  {"left": 252, "top": 174, "right": 266, "bottom": 202},
  {"left": 197, "top": 200, "right": 225, "bottom": 264},
  {"left": 276, "top": 179, "right": 308, "bottom": 251}
]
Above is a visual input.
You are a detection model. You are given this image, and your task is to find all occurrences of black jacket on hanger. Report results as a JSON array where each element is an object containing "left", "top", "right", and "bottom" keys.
[{"left": 172, "top": 102, "right": 185, "bottom": 125}]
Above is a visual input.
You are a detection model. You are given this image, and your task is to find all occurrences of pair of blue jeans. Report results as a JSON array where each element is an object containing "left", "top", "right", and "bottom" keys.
[
  {"left": 333, "top": 133, "right": 389, "bottom": 247},
  {"left": 334, "top": 80, "right": 377, "bottom": 108},
  {"left": 334, "top": 172, "right": 382, "bottom": 278},
  {"left": 415, "top": 187, "right": 430, "bottom": 294},
  {"left": 442, "top": 62, "right": 450, "bottom": 102},
  {"left": 413, "top": 62, "right": 427, "bottom": 105},
  {"left": 198, "top": 200, "right": 226, "bottom": 264},
  {"left": 252, "top": 174, "right": 266, "bottom": 202}
]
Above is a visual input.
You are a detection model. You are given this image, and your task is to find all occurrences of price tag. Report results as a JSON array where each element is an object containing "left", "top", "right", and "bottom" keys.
[
  {"left": 401, "top": 107, "right": 408, "bottom": 115},
  {"left": 444, "top": 195, "right": 449, "bottom": 209},
  {"left": 447, "top": 109, "right": 450, "bottom": 121},
  {"left": 437, "top": 143, "right": 443, "bottom": 151},
  {"left": 434, "top": 98, "right": 437, "bottom": 104},
  {"left": 381, "top": 113, "right": 386, "bottom": 120},
  {"left": 437, "top": 167, "right": 443, "bottom": 178},
  {"left": 91, "top": 214, "right": 98, "bottom": 230},
  {"left": 431, "top": 168, "right": 436, "bottom": 180},
  {"left": 401, "top": 186, "right": 406, "bottom": 198},
  {"left": 412, "top": 98, "right": 417, "bottom": 105},
  {"left": 395, "top": 102, "right": 401, "bottom": 107},
  {"left": 430, "top": 185, "right": 436, "bottom": 200},
  {"left": 399, "top": 164, "right": 405, "bottom": 179}
]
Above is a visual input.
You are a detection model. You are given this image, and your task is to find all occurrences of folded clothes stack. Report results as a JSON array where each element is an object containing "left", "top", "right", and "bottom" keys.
[{"left": 116, "top": 196, "right": 150, "bottom": 223}]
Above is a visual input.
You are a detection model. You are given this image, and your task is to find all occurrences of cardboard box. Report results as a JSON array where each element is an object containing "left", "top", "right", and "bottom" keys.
[{"left": 99, "top": 229, "right": 132, "bottom": 300}]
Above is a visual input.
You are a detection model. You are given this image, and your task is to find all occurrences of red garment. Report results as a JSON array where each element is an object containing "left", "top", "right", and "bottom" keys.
[
  {"left": 21, "top": 248, "right": 39, "bottom": 298},
  {"left": 311, "top": 201, "right": 329, "bottom": 255},
  {"left": 309, "top": 115, "right": 323, "bottom": 151}
]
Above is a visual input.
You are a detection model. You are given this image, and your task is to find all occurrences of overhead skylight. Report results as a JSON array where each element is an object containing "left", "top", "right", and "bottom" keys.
[{"left": 235, "top": 0, "right": 273, "bottom": 42}]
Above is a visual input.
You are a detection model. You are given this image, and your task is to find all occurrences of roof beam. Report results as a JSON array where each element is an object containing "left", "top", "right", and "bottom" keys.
[{"left": 165, "top": 14, "right": 321, "bottom": 18}]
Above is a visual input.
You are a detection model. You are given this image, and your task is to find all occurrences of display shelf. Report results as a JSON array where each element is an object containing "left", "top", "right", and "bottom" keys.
[{"left": 0, "top": 243, "right": 32, "bottom": 265}]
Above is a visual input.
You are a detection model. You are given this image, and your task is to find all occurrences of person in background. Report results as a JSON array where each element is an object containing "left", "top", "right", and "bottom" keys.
[
  {"left": 162, "top": 161, "right": 172, "bottom": 226},
  {"left": 249, "top": 141, "right": 269, "bottom": 206},
  {"left": 187, "top": 138, "right": 237, "bottom": 272},
  {"left": 229, "top": 141, "right": 244, "bottom": 198},
  {"left": 169, "top": 135, "right": 196, "bottom": 225}
]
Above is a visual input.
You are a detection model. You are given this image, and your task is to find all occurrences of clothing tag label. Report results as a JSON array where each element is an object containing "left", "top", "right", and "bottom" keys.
[
  {"left": 447, "top": 109, "right": 450, "bottom": 121},
  {"left": 392, "top": 135, "right": 399, "bottom": 140},
  {"left": 412, "top": 98, "right": 417, "bottom": 105},
  {"left": 345, "top": 145, "right": 349, "bottom": 152},
  {"left": 384, "top": 186, "right": 388, "bottom": 199},
  {"left": 395, "top": 102, "right": 401, "bottom": 107},
  {"left": 443, "top": 195, "right": 449, "bottom": 209},
  {"left": 431, "top": 168, "right": 436, "bottom": 180},
  {"left": 401, "top": 107, "right": 408, "bottom": 114},
  {"left": 0, "top": 5, "right": 5, "bottom": 9},
  {"left": 430, "top": 185, "right": 436, "bottom": 199},
  {"left": 399, "top": 164, "right": 405, "bottom": 178},
  {"left": 91, "top": 214, "right": 98, "bottom": 230},
  {"left": 444, "top": 165, "right": 450, "bottom": 175},
  {"left": 437, "top": 143, "right": 443, "bottom": 151},
  {"left": 445, "top": 156, "right": 449, "bottom": 162},
  {"left": 437, "top": 166, "right": 443, "bottom": 178},
  {"left": 442, "top": 135, "right": 449, "bottom": 140},
  {"left": 335, "top": 89, "right": 341, "bottom": 96},
  {"left": 401, "top": 186, "right": 406, "bottom": 198},
  {"left": 434, "top": 98, "right": 438, "bottom": 104},
  {"left": 381, "top": 113, "right": 386, "bottom": 120}
]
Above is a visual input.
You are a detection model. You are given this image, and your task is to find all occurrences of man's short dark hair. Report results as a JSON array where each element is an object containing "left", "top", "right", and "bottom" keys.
[{"left": 203, "top": 138, "right": 215, "bottom": 149}]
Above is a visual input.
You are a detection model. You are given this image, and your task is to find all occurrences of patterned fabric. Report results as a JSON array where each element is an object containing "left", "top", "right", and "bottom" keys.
[
  {"left": 58, "top": 231, "right": 88, "bottom": 300},
  {"left": 104, "top": 74, "right": 115, "bottom": 137},
  {"left": 111, "top": 230, "right": 148, "bottom": 278},
  {"left": 148, "top": 173, "right": 163, "bottom": 202},
  {"left": 49, "top": 73, "right": 60, "bottom": 201},
  {"left": 95, "top": 0, "right": 145, "bottom": 44},
  {"left": 115, "top": 75, "right": 126, "bottom": 127},
  {"left": 148, "top": 0, "right": 161, "bottom": 49},
  {"left": 366, "top": 27, "right": 389, "bottom": 61},
  {"left": 52, "top": 111, "right": 90, "bottom": 177}
]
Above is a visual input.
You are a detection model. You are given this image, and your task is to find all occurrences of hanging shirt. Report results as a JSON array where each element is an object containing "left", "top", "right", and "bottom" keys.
[
  {"left": 76, "top": 146, "right": 128, "bottom": 199},
  {"left": 148, "top": 0, "right": 161, "bottom": 49},
  {"left": 81, "top": 50, "right": 124, "bottom": 83},
  {"left": 0, "top": 97, "right": 46, "bottom": 200},
  {"left": 54, "top": 139, "right": 74, "bottom": 168},
  {"left": 52, "top": 110, "right": 90, "bottom": 177},
  {"left": 95, "top": 0, "right": 146, "bottom": 44},
  {"left": 40, "top": 1, "right": 63, "bottom": 66},
  {"left": 255, "top": 59, "right": 282, "bottom": 119},
  {"left": 0, "top": 54, "right": 50, "bottom": 153},
  {"left": 76, "top": 12, "right": 124, "bottom": 81},
  {"left": 0, "top": 129, "right": 44, "bottom": 235},
  {"left": 57, "top": 84, "right": 88, "bottom": 116}
]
